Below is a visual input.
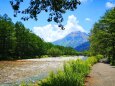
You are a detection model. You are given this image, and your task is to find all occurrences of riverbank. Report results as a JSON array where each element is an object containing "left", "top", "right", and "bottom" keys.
[
  {"left": 0, "top": 56, "right": 85, "bottom": 85},
  {"left": 86, "top": 63, "right": 115, "bottom": 86},
  {"left": 38, "top": 55, "right": 101, "bottom": 86}
]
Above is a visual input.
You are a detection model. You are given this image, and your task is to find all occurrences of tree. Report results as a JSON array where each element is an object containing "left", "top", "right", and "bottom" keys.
[
  {"left": 47, "top": 47, "right": 63, "bottom": 57},
  {"left": 10, "top": 0, "right": 81, "bottom": 29},
  {"left": 89, "top": 8, "right": 115, "bottom": 65},
  {"left": 15, "top": 21, "right": 45, "bottom": 58},
  {"left": 0, "top": 14, "right": 16, "bottom": 60}
]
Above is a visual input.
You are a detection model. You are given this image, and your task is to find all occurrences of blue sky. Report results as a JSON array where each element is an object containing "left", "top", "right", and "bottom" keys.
[{"left": 0, "top": 0, "right": 115, "bottom": 42}]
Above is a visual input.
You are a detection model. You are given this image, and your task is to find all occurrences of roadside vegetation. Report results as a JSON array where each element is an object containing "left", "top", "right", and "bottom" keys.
[{"left": 89, "top": 8, "right": 115, "bottom": 65}]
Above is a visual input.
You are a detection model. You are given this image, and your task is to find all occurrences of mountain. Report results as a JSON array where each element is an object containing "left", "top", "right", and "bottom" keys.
[
  {"left": 75, "top": 41, "right": 90, "bottom": 52},
  {"left": 52, "top": 31, "right": 89, "bottom": 48}
]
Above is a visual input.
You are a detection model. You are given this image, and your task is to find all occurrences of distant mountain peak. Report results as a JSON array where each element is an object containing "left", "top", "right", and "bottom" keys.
[{"left": 52, "top": 31, "right": 89, "bottom": 48}]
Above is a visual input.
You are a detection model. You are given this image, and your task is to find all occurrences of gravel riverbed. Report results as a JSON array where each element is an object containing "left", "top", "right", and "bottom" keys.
[{"left": 0, "top": 56, "right": 85, "bottom": 85}]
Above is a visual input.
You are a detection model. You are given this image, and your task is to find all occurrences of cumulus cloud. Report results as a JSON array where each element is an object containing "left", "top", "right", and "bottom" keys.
[
  {"left": 32, "top": 15, "right": 85, "bottom": 42},
  {"left": 85, "top": 18, "right": 91, "bottom": 22},
  {"left": 106, "top": 2, "right": 115, "bottom": 8}
]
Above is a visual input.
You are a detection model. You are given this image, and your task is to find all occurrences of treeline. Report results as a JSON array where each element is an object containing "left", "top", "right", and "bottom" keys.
[
  {"left": 89, "top": 8, "right": 115, "bottom": 65},
  {"left": 0, "top": 14, "right": 79, "bottom": 60}
]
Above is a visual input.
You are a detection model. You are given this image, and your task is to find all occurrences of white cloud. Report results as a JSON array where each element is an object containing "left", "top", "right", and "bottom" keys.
[
  {"left": 106, "top": 2, "right": 115, "bottom": 8},
  {"left": 85, "top": 18, "right": 91, "bottom": 22},
  {"left": 32, "top": 15, "right": 85, "bottom": 42}
]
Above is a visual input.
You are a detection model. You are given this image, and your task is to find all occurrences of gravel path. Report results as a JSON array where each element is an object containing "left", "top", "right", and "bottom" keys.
[{"left": 86, "top": 63, "right": 115, "bottom": 86}]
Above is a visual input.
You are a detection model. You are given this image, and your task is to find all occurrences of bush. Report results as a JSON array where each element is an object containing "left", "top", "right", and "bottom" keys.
[
  {"left": 47, "top": 47, "right": 63, "bottom": 57},
  {"left": 39, "top": 59, "right": 93, "bottom": 86},
  {"left": 96, "top": 55, "right": 103, "bottom": 62},
  {"left": 39, "top": 68, "right": 84, "bottom": 86},
  {"left": 85, "top": 55, "right": 103, "bottom": 66},
  {"left": 85, "top": 56, "right": 98, "bottom": 66},
  {"left": 66, "top": 59, "right": 90, "bottom": 77}
]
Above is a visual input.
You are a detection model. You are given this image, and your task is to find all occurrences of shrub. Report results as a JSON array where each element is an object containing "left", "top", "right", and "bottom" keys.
[
  {"left": 85, "top": 56, "right": 97, "bottom": 66},
  {"left": 96, "top": 54, "right": 103, "bottom": 62},
  {"left": 47, "top": 47, "right": 63, "bottom": 57},
  {"left": 39, "top": 70, "right": 84, "bottom": 86},
  {"left": 39, "top": 59, "right": 92, "bottom": 86},
  {"left": 66, "top": 59, "right": 90, "bottom": 77}
]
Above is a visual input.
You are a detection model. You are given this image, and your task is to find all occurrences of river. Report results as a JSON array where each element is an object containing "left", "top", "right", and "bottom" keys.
[{"left": 0, "top": 56, "right": 87, "bottom": 86}]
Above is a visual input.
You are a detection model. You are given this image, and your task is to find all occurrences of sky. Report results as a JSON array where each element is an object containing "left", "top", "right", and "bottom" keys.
[{"left": 0, "top": 0, "right": 115, "bottom": 42}]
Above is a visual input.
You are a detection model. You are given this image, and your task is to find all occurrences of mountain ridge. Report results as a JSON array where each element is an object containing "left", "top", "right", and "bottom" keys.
[
  {"left": 52, "top": 31, "right": 89, "bottom": 48},
  {"left": 75, "top": 41, "right": 90, "bottom": 51}
]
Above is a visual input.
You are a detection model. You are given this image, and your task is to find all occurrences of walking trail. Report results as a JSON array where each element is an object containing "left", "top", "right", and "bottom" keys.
[{"left": 86, "top": 63, "right": 115, "bottom": 86}]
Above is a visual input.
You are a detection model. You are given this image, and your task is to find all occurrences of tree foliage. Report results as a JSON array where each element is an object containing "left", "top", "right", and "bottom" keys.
[
  {"left": 0, "top": 14, "right": 80, "bottom": 60},
  {"left": 10, "top": 0, "right": 81, "bottom": 29},
  {"left": 89, "top": 8, "right": 115, "bottom": 65},
  {"left": 15, "top": 22, "right": 45, "bottom": 58},
  {"left": 47, "top": 47, "right": 63, "bottom": 57},
  {"left": 0, "top": 14, "right": 16, "bottom": 59}
]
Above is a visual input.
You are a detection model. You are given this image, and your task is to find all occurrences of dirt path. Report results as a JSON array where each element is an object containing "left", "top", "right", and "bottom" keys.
[{"left": 86, "top": 63, "right": 115, "bottom": 86}]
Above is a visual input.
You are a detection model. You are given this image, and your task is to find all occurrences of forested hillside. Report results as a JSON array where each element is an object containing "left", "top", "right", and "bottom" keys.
[{"left": 0, "top": 14, "right": 79, "bottom": 60}]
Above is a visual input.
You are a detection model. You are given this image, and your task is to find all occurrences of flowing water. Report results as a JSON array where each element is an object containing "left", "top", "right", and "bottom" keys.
[{"left": 0, "top": 56, "right": 87, "bottom": 86}]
